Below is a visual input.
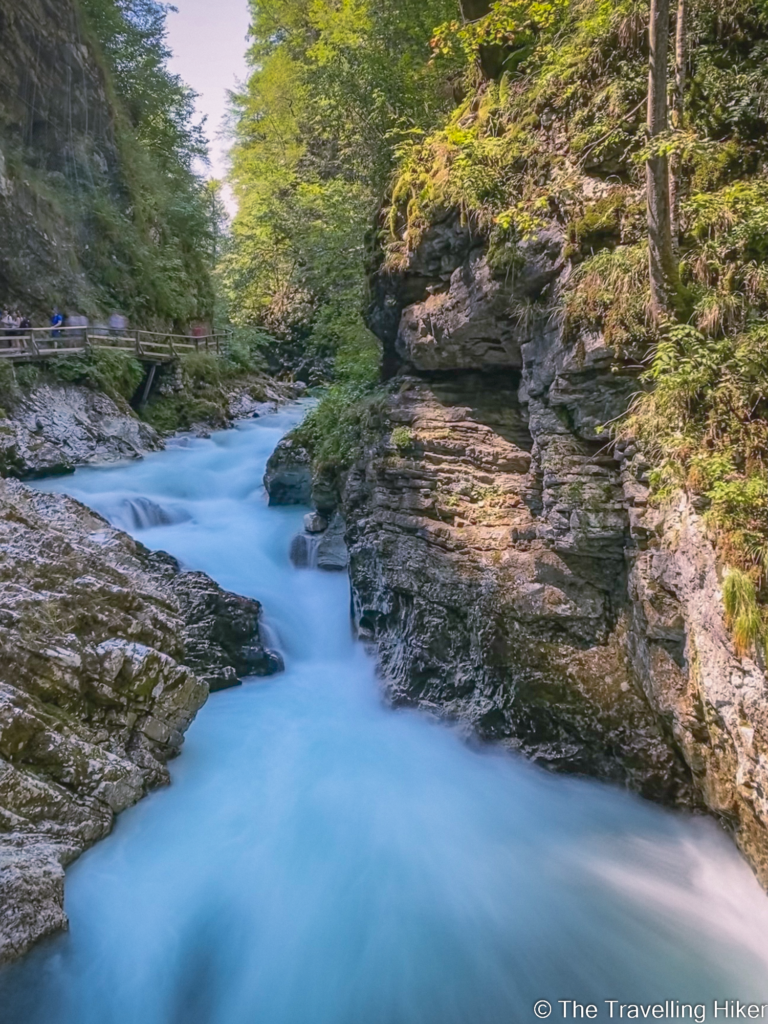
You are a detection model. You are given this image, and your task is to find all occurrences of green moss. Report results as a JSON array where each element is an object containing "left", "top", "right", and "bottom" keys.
[
  {"left": 49, "top": 350, "right": 144, "bottom": 403},
  {"left": 566, "top": 191, "right": 634, "bottom": 255},
  {"left": 391, "top": 426, "right": 414, "bottom": 452},
  {"left": 141, "top": 394, "right": 229, "bottom": 434}
]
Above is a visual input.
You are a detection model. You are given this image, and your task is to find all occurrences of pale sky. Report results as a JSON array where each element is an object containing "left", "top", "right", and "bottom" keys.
[{"left": 166, "top": 0, "right": 251, "bottom": 210}]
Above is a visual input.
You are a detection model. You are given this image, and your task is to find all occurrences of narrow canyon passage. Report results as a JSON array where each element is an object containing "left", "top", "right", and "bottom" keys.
[{"left": 1, "top": 407, "right": 767, "bottom": 1022}]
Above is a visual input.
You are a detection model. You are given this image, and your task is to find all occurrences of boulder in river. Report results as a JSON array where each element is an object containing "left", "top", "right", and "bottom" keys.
[
  {"left": 304, "top": 512, "right": 328, "bottom": 534},
  {"left": 316, "top": 514, "right": 349, "bottom": 572},
  {"left": 263, "top": 437, "right": 312, "bottom": 505}
]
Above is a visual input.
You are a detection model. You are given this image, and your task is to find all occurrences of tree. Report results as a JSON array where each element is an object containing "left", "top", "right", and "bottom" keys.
[
  {"left": 669, "top": 0, "right": 686, "bottom": 249},
  {"left": 224, "top": 0, "right": 457, "bottom": 350},
  {"left": 646, "top": 0, "right": 679, "bottom": 320}
]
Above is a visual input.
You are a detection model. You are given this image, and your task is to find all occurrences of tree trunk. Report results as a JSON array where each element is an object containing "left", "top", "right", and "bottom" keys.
[
  {"left": 459, "top": 0, "right": 492, "bottom": 19},
  {"left": 669, "top": 0, "right": 686, "bottom": 250},
  {"left": 647, "top": 0, "right": 679, "bottom": 320}
]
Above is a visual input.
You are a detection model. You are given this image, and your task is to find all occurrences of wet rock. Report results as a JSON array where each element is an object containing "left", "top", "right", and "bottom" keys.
[
  {"left": 151, "top": 560, "right": 285, "bottom": 691},
  {"left": 311, "top": 468, "right": 340, "bottom": 515},
  {"left": 316, "top": 514, "right": 349, "bottom": 572},
  {"left": 342, "top": 376, "right": 687, "bottom": 801},
  {"left": 264, "top": 437, "right": 312, "bottom": 505},
  {"left": 304, "top": 512, "right": 328, "bottom": 534},
  {"left": 0, "top": 384, "right": 160, "bottom": 478},
  {"left": 289, "top": 532, "right": 320, "bottom": 569},
  {"left": 0, "top": 479, "right": 282, "bottom": 963}
]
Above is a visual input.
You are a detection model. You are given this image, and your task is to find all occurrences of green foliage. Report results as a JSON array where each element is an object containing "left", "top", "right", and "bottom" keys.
[
  {"left": 430, "top": 0, "right": 568, "bottom": 72},
  {"left": 0, "top": 363, "right": 16, "bottom": 397},
  {"left": 292, "top": 385, "right": 390, "bottom": 473},
  {"left": 723, "top": 569, "right": 767, "bottom": 659},
  {"left": 224, "top": 328, "right": 271, "bottom": 375},
  {"left": 565, "top": 243, "right": 650, "bottom": 351},
  {"left": 49, "top": 349, "right": 145, "bottom": 402},
  {"left": 684, "top": 181, "right": 768, "bottom": 337},
  {"left": 140, "top": 344, "right": 277, "bottom": 433},
  {"left": 14, "top": 365, "right": 40, "bottom": 389},
  {"left": 141, "top": 395, "right": 229, "bottom": 434},
  {"left": 70, "top": 0, "right": 215, "bottom": 324},
  {"left": 391, "top": 426, "right": 414, "bottom": 452},
  {"left": 222, "top": 0, "right": 457, "bottom": 364},
  {"left": 627, "top": 323, "right": 767, "bottom": 579}
]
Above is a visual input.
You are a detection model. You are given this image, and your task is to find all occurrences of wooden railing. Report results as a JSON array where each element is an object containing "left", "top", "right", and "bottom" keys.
[{"left": 0, "top": 327, "right": 233, "bottom": 363}]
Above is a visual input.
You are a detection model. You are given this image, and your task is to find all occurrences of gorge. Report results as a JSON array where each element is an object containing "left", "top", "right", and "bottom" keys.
[
  {"left": 2, "top": 407, "right": 768, "bottom": 1023},
  {"left": 0, "top": 0, "right": 767, "bottom": 1012}
]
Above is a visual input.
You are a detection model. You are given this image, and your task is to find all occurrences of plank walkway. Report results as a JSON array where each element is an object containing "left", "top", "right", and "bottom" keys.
[{"left": 0, "top": 327, "right": 232, "bottom": 364}]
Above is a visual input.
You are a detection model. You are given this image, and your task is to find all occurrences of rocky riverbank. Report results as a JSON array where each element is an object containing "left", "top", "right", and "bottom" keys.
[
  {"left": 0, "top": 384, "right": 162, "bottom": 478},
  {"left": 0, "top": 479, "right": 282, "bottom": 964},
  {"left": 0, "top": 373, "right": 298, "bottom": 480},
  {"left": 0, "top": 373, "right": 298, "bottom": 963}
]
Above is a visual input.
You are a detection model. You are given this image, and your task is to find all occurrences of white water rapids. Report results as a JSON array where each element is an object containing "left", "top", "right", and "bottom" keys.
[{"left": 2, "top": 405, "right": 767, "bottom": 1022}]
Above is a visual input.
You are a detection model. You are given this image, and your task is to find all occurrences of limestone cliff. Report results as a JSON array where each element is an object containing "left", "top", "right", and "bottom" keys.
[
  {"left": 0, "top": 0, "right": 121, "bottom": 314},
  {"left": 332, "top": 211, "right": 768, "bottom": 882},
  {"left": 0, "top": 0, "right": 213, "bottom": 322},
  {"left": 0, "top": 480, "right": 281, "bottom": 964}
]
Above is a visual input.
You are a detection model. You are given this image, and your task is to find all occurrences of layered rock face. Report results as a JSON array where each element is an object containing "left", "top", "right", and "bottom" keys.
[
  {"left": 347, "top": 213, "right": 768, "bottom": 880},
  {"left": 0, "top": 479, "right": 280, "bottom": 963}
]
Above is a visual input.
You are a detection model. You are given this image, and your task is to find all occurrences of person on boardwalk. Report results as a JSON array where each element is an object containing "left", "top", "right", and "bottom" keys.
[
  {"left": 109, "top": 312, "right": 128, "bottom": 337},
  {"left": 51, "top": 308, "right": 63, "bottom": 339},
  {"left": 65, "top": 313, "right": 88, "bottom": 342}
]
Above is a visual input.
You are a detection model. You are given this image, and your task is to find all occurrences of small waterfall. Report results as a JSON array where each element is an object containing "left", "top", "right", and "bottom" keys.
[
  {"left": 289, "top": 531, "right": 321, "bottom": 569},
  {"left": 104, "top": 496, "right": 192, "bottom": 532}
]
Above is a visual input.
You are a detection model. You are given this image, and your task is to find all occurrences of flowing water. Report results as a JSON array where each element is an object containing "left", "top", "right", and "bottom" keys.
[{"left": 2, "top": 405, "right": 768, "bottom": 1024}]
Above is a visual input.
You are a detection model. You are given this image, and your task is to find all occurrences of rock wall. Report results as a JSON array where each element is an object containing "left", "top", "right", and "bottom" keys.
[
  {"left": 0, "top": 0, "right": 121, "bottom": 314},
  {"left": 0, "top": 479, "right": 281, "bottom": 963},
  {"left": 341, "top": 213, "right": 768, "bottom": 882}
]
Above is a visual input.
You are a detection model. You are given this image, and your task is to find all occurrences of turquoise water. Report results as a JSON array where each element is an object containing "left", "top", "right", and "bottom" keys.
[{"left": 2, "top": 406, "right": 767, "bottom": 1023}]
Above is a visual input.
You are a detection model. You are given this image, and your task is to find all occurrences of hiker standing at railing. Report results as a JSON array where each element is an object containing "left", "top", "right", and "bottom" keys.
[
  {"left": 109, "top": 312, "right": 128, "bottom": 338},
  {"left": 51, "top": 308, "right": 64, "bottom": 339},
  {"left": 0, "top": 310, "right": 13, "bottom": 347},
  {"left": 66, "top": 314, "right": 89, "bottom": 341}
]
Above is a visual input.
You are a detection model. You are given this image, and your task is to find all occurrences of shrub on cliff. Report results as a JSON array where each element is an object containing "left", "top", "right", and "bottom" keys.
[{"left": 50, "top": 350, "right": 145, "bottom": 403}]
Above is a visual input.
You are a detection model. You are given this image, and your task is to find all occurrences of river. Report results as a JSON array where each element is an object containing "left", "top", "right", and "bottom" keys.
[{"left": 2, "top": 405, "right": 767, "bottom": 1023}]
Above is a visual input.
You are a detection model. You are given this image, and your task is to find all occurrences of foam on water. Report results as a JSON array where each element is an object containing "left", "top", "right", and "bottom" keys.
[{"left": 2, "top": 405, "right": 767, "bottom": 1023}]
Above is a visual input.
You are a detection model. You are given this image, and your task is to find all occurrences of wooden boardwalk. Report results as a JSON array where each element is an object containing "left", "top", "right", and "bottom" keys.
[{"left": 0, "top": 327, "right": 232, "bottom": 364}]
